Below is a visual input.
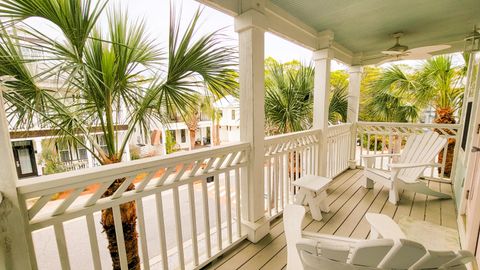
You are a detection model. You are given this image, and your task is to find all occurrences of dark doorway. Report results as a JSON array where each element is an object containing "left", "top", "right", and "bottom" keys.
[{"left": 12, "top": 140, "right": 38, "bottom": 178}]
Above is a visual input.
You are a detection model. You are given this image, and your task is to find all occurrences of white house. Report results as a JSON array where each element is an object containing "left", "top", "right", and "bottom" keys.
[{"left": 214, "top": 95, "right": 241, "bottom": 143}]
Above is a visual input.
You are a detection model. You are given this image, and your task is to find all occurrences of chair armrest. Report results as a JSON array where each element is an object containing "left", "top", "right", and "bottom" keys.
[
  {"left": 365, "top": 213, "right": 406, "bottom": 240},
  {"left": 361, "top": 153, "right": 401, "bottom": 159},
  {"left": 388, "top": 162, "right": 441, "bottom": 169},
  {"left": 302, "top": 231, "right": 360, "bottom": 245}
]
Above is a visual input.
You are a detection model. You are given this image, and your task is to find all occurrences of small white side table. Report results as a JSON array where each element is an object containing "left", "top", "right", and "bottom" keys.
[{"left": 293, "top": 175, "right": 331, "bottom": 221}]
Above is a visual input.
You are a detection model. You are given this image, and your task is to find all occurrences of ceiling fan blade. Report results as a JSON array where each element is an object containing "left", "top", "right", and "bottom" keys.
[
  {"left": 377, "top": 56, "right": 397, "bottom": 65},
  {"left": 381, "top": 50, "right": 404, "bottom": 56},
  {"left": 401, "top": 52, "right": 432, "bottom": 61},
  {"left": 406, "top": 44, "right": 451, "bottom": 55}
]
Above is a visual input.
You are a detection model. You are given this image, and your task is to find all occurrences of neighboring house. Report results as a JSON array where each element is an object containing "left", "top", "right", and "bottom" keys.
[
  {"left": 6, "top": 40, "right": 131, "bottom": 178},
  {"left": 214, "top": 95, "right": 240, "bottom": 143},
  {"left": 146, "top": 95, "right": 240, "bottom": 153},
  {"left": 8, "top": 117, "right": 131, "bottom": 178},
  {"left": 148, "top": 121, "right": 212, "bottom": 152}
]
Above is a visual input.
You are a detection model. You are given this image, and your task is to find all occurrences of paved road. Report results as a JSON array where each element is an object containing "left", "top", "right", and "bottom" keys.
[{"left": 32, "top": 173, "right": 240, "bottom": 270}]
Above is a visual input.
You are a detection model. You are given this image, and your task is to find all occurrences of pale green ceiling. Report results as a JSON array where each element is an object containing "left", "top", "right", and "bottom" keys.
[{"left": 270, "top": 0, "right": 480, "bottom": 54}]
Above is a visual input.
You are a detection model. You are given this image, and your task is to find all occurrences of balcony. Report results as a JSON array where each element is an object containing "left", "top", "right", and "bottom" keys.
[
  {"left": 9, "top": 122, "right": 461, "bottom": 270},
  {"left": 0, "top": 0, "right": 478, "bottom": 269},
  {"left": 206, "top": 169, "right": 456, "bottom": 270}
]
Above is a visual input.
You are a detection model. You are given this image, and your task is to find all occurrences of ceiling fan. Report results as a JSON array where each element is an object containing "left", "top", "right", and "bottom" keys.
[{"left": 374, "top": 32, "right": 451, "bottom": 65}]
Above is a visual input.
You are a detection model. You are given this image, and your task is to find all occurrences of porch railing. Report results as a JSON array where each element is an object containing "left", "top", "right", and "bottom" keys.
[
  {"left": 355, "top": 122, "right": 461, "bottom": 181},
  {"left": 263, "top": 128, "right": 322, "bottom": 219},
  {"left": 17, "top": 142, "right": 249, "bottom": 270},
  {"left": 326, "top": 124, "right": 352, "bottom": 178},
  {"left": 263, "top": 124, "right": 352, "bottom": 219}
]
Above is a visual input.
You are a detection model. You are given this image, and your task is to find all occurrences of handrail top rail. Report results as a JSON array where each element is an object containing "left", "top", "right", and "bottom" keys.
[
  {"left": 327, "top": 123, "right": 353, "bottom": 128},
  {"left": 264, "top": 123, "right": 352, "bottom": 146},
  {"left": 17, "top": 142, "right": 250, "bottom": 194},
  {"left": 264, "top": 128, "right": 322, "bottom": 145},
  {"left": 357, "top": 121, "right": 461, "bottom": 129}
]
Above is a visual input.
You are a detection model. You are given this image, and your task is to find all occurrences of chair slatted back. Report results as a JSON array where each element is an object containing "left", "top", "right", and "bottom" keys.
[
  {"left": 286, "top": 205, "right": 476, "bottom": 270},
  {"left": 378, "top": 239, "right": 427, "bottom": 269},
  {"left": 412, "top": 250, "right": 458, "bottom": 269},
  {"left": 397, "top": 132, "right": 447, "bottom": 182},
  {"left": 348, "top": 239, "right": 394, "bottom": 267}
]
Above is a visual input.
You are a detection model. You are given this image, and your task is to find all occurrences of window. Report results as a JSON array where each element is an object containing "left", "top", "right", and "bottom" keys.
[
  {"left": 231, "top": 110, "right": 236, "bottom": 120},
  {"left": 96, "top": 135, "right": 108, "bottom": 154},
  {"left": 57, "top": 141, "right": 71, "bottom": 162},
  {"left": 181, "top": 129, "right": 186, "bottom": 143},
  {"left": 76, "top": 137, "right": 88, "bottom": 160}
]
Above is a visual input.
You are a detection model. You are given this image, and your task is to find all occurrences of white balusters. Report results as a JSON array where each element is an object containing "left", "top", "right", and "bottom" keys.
[
  {"left": 355, "top": 122, "right": 460, "bottom": 181},
  {"left": 17, "top": 143, "right": 249, "bottom": 270}
]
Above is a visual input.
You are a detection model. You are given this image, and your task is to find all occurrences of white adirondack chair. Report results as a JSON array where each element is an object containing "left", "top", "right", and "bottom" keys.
[
  {"left": 362, "top": 132, "right": 451, "bottom": 204},
  {"left": 285, "top": 204, "right": 477, "bottom": 270}
]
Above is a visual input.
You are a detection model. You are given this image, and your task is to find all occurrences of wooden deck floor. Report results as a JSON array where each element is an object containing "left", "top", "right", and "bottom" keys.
[{"left": 204, "top": 169, "right": 458, "bottom": 270}]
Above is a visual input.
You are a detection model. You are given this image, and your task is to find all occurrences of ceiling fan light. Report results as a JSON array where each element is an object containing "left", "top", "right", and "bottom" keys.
[{"left": 464, "top": 25, "right": 480, "bottom": 53}]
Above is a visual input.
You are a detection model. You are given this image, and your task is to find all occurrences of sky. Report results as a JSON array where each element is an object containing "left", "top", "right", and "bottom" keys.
[
  {"left": 25, "top": 0, "right": 347, "bottom": 70},
  {"left": 24, "top": 0, "right": 464, "bottom": 71}
]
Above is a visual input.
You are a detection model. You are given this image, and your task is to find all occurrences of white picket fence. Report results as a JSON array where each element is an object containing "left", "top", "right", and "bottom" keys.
[
  {"left": 355, "top": 122, "right": 461, "bottom": 181},
  {"left": 17, "top": 143, "right": 249, "bottom": 270}
]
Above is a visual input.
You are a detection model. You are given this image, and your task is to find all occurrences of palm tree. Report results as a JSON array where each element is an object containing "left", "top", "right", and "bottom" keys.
[
  {"left": 365, "top": 65, "right": 421, "bottom": 155},
  {"left": 365, "top": 65, "right": 421, "bottom": 123},
  {"left": 264, "top": 59, "right": 313, "bottom": 134},
  {"left": 0, "top": 1, "right": 237, "bottom": 269},
  {"left": 329, "top": 70, "right": 349, "bottom": 123},
  {"left": 365, "top": 57, "right": 465, "bottom": 175},
  {"left": 415, "top": 56, "right": 465, "bottom": 176}
]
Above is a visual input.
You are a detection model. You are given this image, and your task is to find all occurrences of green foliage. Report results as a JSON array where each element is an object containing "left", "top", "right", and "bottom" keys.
[
  {"left": 361, "top": 56, "right": 465, "bottom": 123},
  {"left": 165, "top": 131, "right": 178, "bottom": 154},
  {"left": 363, "top": 65, "right": 421, "bottom": 122},
  {"left": 40, "top": 140, "right": 66, "bottom": 175},
  {"left": 361, "top": 134, "right": 389, "bottom": 151},
  {"left": 129, "top": 146, "right": 141, "bottom": 160},
  {"left": 0, "top": 2, "right": 237, "bottom": 165},
  {"left": 264, "top": 58, "right": 349, "bottom": 134},
  {"left": 329, "top": 70, "right": 349, "bottom": 123},
  {"left": 264, "top": 58, "right": 313, "bottom": 134}
]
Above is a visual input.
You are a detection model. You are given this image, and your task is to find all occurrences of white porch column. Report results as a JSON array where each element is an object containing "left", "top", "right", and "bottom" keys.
[
  {"left": 33, "top": 138, "right": 43, "bottom": 176},
  {"left": 347, "top": 66, "right": 363, "bottom": 169},
  {"left": 161, "top": 128, "right": 167, "bottom": 155},
  {"left": 313, "top": 48, "right": 334, "bottom": 177},
  {"left": 0, "top": 88, "right": 34, "bottom": 269},
  {"left": 235, "top": 8, "right": 270, "bottom": 242},
  {"left": 85, "top": 135, "right": 95, "bottom": 168}
]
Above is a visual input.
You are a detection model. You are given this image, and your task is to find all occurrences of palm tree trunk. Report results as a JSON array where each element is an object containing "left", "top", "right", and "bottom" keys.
[
  {"left": 189, "top": 129, "right": 196, "bottom": 150},
  {"left": 213, "top": 123, "right": 220, "bottom": 146},
  {"left": 434, "top": 108, "right": 456, "bottom": 177},
  {"left": 101, "top": 178, "right": 140, "bottom": 270}
]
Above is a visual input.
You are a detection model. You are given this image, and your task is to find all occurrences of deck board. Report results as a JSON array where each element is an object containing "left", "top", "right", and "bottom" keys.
[{"left": 203, "top": 169, "right": 458, "bottom": 270}]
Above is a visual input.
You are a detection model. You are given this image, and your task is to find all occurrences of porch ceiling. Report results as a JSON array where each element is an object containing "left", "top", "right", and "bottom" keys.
[
  {"left": 199, "top": 0, "right": 480, "bottom": 65},
  {"left": 271, "top": 0, "right": 480, "bottom": 55}
]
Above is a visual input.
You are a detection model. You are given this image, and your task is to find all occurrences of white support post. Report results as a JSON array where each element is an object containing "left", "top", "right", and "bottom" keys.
[
  {"left": 235, "top": 7, "right": 270, "bottom": 243},
  {"left": 33, "top": 138, "right": 43, "bottom": 176},
  {"left": 313, "top": 48, "right": 334, "bottom": 177},
  {"left": 85, "top": 135, "right": 95, "bottom": 168},
  {"left": 347, "top": 66, "right": 363, "bottom": 169},
  {"left": 0, "top": 88, "right": 34, "bottom": 270},
  {"left": 161, "top": 128, "right": 167, "bottom": 155}
]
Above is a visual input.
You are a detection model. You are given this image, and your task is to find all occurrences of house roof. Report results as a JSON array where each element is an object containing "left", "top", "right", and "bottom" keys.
[{"left": 213, "top": 95, "right": 239, "bottom": 108}]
